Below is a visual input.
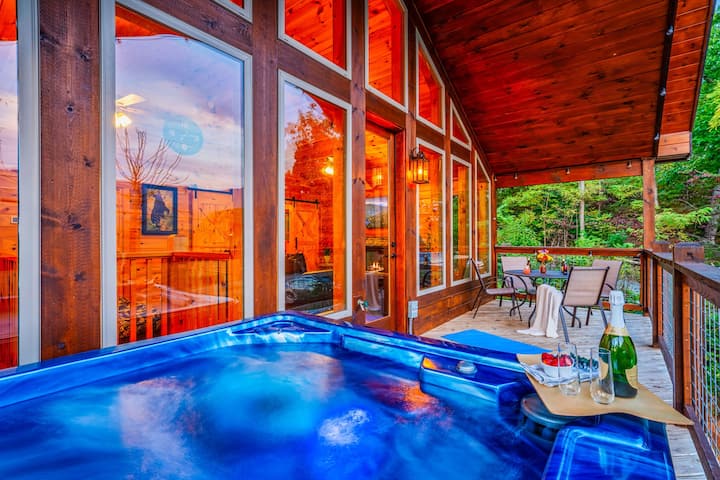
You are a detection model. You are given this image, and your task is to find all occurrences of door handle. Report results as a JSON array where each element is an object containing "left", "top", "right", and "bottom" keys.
[{"left": 390, "top": 253, "right": 397, "bottom": 259}]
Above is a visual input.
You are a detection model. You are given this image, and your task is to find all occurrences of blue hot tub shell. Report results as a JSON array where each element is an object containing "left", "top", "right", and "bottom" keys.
[{"left": 0, "top": 312, "right": 675, "bottom": 479}]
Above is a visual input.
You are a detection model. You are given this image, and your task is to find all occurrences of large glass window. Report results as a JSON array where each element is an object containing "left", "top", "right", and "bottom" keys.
[
  {"left": 452, "top": 157, "right": 471, "bottom": 283},
  {"left": 115, "top": 6, "right": 246, "bottom": 344},
  {"left": 451, "top": 104, "right": 470, "bottom": 147},
  {"left": 281, "top": 76, "right": 348, "bottom": 315},
  {"left": 417, "top": 37, "right": 443, "bottom": 131},
  {"left": 367, "top": 0, "right": 405, "bottom": 106},
  {"left": 283, "top": 0, "right": 347, "bottom": 72},
  {"left": 0, "top": 0, "right": 18, "bottom": 368},
  {"left": 417, "top": 142, "right": 444, "bottom": 292},
  {"left": 476, "top": 155, "right": 490, "bottom": 275}
]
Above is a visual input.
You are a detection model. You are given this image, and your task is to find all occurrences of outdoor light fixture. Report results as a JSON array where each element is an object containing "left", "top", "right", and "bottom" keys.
[
  {"left": 410, "top": 147, "right": 429, "bottom": 184},
  {"left": 565, "top": 167, "right": 571, "bottom": 175},
  {"left": 626, "top": 160, "right": 633, "bottom": 169},
  {"left": 513, "top": 172, "right": 518, "bottom": 180},
  {"left": 371, "top": 167, "right": 384, "bottom": 187},
  {"left": 322, "top": 156, "right": 335, "bottom": 176}
]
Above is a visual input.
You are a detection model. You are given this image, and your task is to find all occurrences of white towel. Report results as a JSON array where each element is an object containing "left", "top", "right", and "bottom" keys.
[{"left": 517, "top": 284, "right": 563, "bottom": 338}]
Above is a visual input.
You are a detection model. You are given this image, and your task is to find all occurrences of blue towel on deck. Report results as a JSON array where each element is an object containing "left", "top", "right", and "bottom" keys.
[{"left": 443, "top": 329, "right": 547, "bottom": 354}]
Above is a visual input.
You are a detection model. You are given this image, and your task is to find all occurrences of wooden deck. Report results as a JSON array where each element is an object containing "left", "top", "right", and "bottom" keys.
[{"left": 422, "top": 299, "right": 707, "bottom": 479}]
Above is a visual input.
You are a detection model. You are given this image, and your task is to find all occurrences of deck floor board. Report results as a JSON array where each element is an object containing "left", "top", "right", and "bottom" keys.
[{"left": 422, "top": 299, "right": 707, "bottom": 479}]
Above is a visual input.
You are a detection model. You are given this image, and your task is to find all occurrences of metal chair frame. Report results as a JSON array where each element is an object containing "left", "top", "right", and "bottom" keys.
[{"left": 470, "top": 259, "right": 522, "bottom": 320}]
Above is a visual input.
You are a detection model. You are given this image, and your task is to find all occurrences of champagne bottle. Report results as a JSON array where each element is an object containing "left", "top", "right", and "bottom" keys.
[{"left": 599, "top": 290, "right": 638, "bottom": 398}]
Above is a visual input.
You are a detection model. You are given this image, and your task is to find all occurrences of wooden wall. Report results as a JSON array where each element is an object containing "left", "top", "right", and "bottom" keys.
[{"left": 32, "top": 0, "right": 489, "bottom": 359}]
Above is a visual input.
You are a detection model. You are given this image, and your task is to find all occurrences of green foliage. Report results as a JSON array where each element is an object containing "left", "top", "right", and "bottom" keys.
[
  {"left": 656, "top": 207, "right": 714, "bottom": 242},
  {"left": 497, "top": 179, "right": 643, "bottom": 248}
]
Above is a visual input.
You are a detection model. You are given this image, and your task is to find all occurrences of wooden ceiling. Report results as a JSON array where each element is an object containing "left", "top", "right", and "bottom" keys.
[{"left": 412, "top": 0, "right": 714, "bottom": 186}]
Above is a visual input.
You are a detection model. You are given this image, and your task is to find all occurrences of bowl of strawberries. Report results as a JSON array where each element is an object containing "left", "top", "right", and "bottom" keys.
[{"left": 541, "top": 351, "right": 573, "bottom": 378}]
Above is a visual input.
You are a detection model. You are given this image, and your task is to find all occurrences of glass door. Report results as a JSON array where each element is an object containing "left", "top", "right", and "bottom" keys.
[{"left": 364, "top": 124, "right": 394, "bottom": 326}]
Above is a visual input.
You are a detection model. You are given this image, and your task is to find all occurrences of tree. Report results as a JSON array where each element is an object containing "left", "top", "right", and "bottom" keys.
[
  {"left": 656, "top": 12, "right": 720, "bottom": 254},
  {"left": 116, "top": 128, "right": 186, "bottom": 188}
]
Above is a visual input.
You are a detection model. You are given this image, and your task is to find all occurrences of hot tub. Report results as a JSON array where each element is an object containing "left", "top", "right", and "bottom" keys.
[{"left": 0, "top": 312, "right": 674, "bottom": 479}]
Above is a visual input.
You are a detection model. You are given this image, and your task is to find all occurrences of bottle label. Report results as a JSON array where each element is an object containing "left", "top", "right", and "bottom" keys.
[
  {"left": 604, "top": 325, "right": 630, "bottom": 337},
  {"left": 626, "top": 364, "right": 639, "bottom": 388}
]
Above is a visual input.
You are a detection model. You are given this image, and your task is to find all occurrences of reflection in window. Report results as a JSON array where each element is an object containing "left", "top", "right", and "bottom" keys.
[
  {"left": 476, "top": 157, "right": 490, "bottom": 275},
  {"left": 417, "top": 39, "right": 443, "bottom": 129},
  {"left": 365, "top": 126, "right": 391, "bottom": 320},
  {"left": 284, "top": 0, "right": 346, "bottom": 70},
  {"left": 214, "top": 0, "right": 250, "bottom": 18},
  {"left": 367, "top": 0, "right": 404, "bottom": 105},
  {"left": 282, "top": 80, "right": 346, "bottom": 314},
  {"left": 452, "top": 159, "right": 470, "bottom": 282},
  {"left": 115, "top": 6, "right": 245, "bottom": 344},
  {"left": 451, "top": 105, "right": 469, "bottom": 146},
  {"left": 418, "top": 144, "right": 444, "bottom": 291},
  {"left": 0, "top": 0, "right": 18, "bottom": 368}
]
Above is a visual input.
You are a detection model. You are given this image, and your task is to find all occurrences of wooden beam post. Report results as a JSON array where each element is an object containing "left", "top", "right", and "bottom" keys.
[
  {"left": 672, "top": 242, "right": 704, "bottom": 411},
  {"left": 39, "top": 0, "right": 101, "bottom": 359},
  {"left": 642, "top": 158, "right": 657, "bottom": 250},
  {"left": 252, "top": 0, "right": 279, "bottom": 315}
]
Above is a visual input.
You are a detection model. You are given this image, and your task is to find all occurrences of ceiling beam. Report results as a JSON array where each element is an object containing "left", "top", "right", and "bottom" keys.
[{"left": 495, "top": 158, "right": 643, "bottom": 188}]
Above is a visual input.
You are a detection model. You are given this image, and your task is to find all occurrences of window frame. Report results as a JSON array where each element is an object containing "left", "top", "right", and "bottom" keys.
[
  {"left": 101, "top": 0, "right": 254, "bottom": 347},
  {"left": 415, "top": 33, "right": 445, "bottom": 134},
  {"left": 279, "top": 0, "right": 352, "bottom": 79},
  {"left": 213, "top": 0, "right": 252, "bottom": 22},
  {"left": 277, "top": 70, "right": 352, "bottom": 319},
  {"left": 475, "top": 152, "right": 492, "bottom": 278},
  {"left": 14, "top": 0, "right": 42, "bottom": 365},
  {"left": 415, "top": 138, "right": 446, "bottom": 296},
  {"left": 364, "top": 0, "right": 407, "bottom": 112},
  {"left": 450, "top": 102, "right": 471, "bottom": 149},
  {"left": 450, "top": 154, "right": 472, "bottom": 287}
]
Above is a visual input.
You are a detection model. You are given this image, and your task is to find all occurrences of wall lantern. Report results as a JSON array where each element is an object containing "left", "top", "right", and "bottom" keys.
[{"left": 410, "top": 147, "right": 429, "bottom": 184}]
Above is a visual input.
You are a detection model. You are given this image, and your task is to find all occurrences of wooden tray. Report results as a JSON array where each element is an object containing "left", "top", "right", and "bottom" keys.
[{"left": 517, "top": 353, "right": 692, "bottom": 426}]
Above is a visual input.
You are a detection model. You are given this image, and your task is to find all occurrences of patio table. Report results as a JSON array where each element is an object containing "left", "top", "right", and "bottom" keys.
[{"left": 505, "top": 269, "right": 570, "bottom": 320}]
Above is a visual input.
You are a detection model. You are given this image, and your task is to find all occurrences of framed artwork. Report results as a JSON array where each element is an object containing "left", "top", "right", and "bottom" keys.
[{"left": 141, "top": 184, "right": 178, "bottom": 235}]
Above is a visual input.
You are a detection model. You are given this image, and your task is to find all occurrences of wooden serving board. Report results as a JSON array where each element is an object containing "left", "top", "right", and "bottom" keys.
[{"left": 517, "top": 353, "right": 692, "bottom": 426}]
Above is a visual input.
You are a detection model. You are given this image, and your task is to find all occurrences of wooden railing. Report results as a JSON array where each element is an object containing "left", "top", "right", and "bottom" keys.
[
  {"left": 494, "top": 246, "right": 644, "bottom": 307},
  {"left": 645, "top": 242, "right": 720, "bottom": 478},
  {"left": 0, "top": 256, "right": 17, "bottom": 369},
  {"left": 118, "top": 252, "right": 237, "bottom": 344}
]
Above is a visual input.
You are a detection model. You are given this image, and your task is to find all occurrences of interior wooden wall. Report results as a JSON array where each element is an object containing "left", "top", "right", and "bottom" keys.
[{"left": 34, "top": 0, "right": 490, "bottom": 358}]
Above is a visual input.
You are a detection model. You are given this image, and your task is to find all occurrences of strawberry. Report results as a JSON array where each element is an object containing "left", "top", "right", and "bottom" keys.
[
  {"left": 541, "top": 352, "right": 558, "bottom": 366},
  {"left": 558, "top": 354, "right": 573, "bottom": 367}
]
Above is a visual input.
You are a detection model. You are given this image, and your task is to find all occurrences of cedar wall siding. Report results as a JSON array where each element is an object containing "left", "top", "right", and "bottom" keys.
[{"left": 33, "top": 0, "right": 493, "bottom": 359}]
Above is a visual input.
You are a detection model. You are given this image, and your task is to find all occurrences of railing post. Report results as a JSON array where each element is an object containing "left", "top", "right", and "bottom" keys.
[
  {"left": 650, "top": 241, "right": 671, "bottom": 347},
  {"left": 671, "top": 242, "right": 704, "bottom": 411}
]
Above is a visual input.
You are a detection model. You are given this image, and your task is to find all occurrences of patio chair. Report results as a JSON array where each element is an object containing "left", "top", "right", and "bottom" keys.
[
  {"left": 500, "top": 255, "right": 536, "bottom": 311},
  {"left": 583, "top": 259, "right": 622, "bottom": 325},
  {"left": 557, "top": 266, "right": 609, "bottom": 342},
  {"left": 471, "top": 259, "right": 521, "bottom": 320}
]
